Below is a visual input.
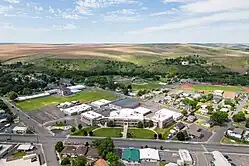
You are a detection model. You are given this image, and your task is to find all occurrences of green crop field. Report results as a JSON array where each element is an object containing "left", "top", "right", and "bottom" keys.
[
  {"left": 93, "top": 128, "right": 122, "bottom": 137},
  {"left": 128, "top": 128, "right": 155, "bottom": 139},
  {"left": 16, "top": 90, "right": 117, "bottom": 112},
  {"left": 192, "top": 85, "right": 243, "bottom": 92}
]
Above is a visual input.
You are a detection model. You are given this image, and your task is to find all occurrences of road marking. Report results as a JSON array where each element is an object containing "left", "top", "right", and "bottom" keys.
[{"left": 201, "top": 144, "right": 208, "bottom": 153}]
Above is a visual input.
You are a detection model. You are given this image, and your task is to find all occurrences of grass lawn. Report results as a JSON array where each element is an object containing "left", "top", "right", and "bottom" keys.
[
  {"left": 155, "top": 123, "right": 176, "bottom": 140},
  {"left": 12, "top": 151, "right": 27, "bottom": 159},
  {"left": 221, "top": 136, "right": 246, "bottom": 145},
  {"left": 160, "top": 162, "right": 168, "bottom": 166},
  {"left": 93, "top": 128, "right": 122, "bottom": 137},
  {"left": 71, "top": 127, "right": 97, "bottom": 136},
  {"left": 128, "top": 128, "right": 155, "bottom": 139},
  {"left": 132, "top": 82, "right": 162, "bottom": 91},
  {"left": 16, "top": 90, "right": 117, "bottom": 112},
  {"left": 192, "top": 85, "right": 243, "bottom": 92}
]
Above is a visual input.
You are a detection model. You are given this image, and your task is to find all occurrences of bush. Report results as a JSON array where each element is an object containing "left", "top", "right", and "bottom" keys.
[
  {"left": 158, "top": 133, "right": 162, "bottom": 139},
  {"left": 154, "top": 134, "right": 158, "bottom": 139},
  {"left": 71, "top": 126, "right": 76, "bottom": 133},
  {"left": 61, "top": 158, "right": 70, "bottom": 165},
  {"left": 89, "top": 131, "right": 93, "bottom": 136},
  {"left": 137, "top": 121, "right": 144, "bottom": 128},
  {"left": 78, "top": 124, "right": 82, "bottom": 130},
  {"left": 107, "top": 121, "right": 115, "bottom": 127},
  {"left": 55, "top": 141, "right": 64, "bottom": 152}
]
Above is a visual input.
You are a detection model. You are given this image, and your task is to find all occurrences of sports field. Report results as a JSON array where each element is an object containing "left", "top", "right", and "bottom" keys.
[
  {"left": 131, "top": 82, "right": 162, "bottom": 91},
  {"left": 182, "top": 84, "right": 244, "bottom": 92},
  {"left": 16, "top": 90, "right": 117, "bottom": 112}
]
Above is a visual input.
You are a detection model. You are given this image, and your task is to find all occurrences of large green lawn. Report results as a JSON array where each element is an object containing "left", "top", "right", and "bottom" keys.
[
  {"left": 16, "top": 90, "right": 117, "bottom": 112},
  {"left": 93, "top": 128, "right": 122, "bottom": 137},
  {"left": 128, "top": 128, "right": 155, "bottom": 139},
  {"left": 155, "top": 123, "right": 176, "bottom": 140},
  {"left": 192, "top": 85, "right": 243, "bottom": 92},
  {"left": 132, "top": 82, "right": 162, "bottom": 91}
]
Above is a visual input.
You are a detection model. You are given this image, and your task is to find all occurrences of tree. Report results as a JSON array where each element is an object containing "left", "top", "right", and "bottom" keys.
[
  {"left": 160, "top": 146, "right": 163, "bottom": 150},
  {"left": 145, "top": 145, "right": 148, "bottom": 148},
  {"left": 61, "top": 158, "right": 70, "bottom": 165},
  {"left": 181, "top": 110, "right": 188, "bottom": 116},
  {"left": 123, "top": 88, "right": 129, "bottom": 95},
  {"left": 72, "top": 156, "right": 86, "bottom": 166},
  {"left": 158, "top": 133, "right": 162, "bottom": 139},
  {"left": 85, "top": 142, "right": 89, "bottom": 147},
  {"left": 176, "top": 132, "right": 186, "bottom": 141},
  {"left": 154, "top": 133, "right": 158, "bottom": 139},
  {"left": 127, "top": 84, "right": 132, "bottom": 90},
  {"left": 246, "top": 118, "right": 249, "bottom": 128},
  {"left": 55, "top": 141, "right": 64, "bottom": 152},
  {"left": 83, "top": 130, "right": 88, "bottom": 136},
  {"left": 8, "top": 91, "right": 18, "bottom": 100},
  {"left": 210, "top": 111, "right": 229, "bottom": 124},
  {"left": 233, "top": 111, "right": 246, "bottom": 122},
  {"left": 207, "top": 105, "right": 214, "bottom": 114},
  {"left": 148, "top": 120, "right": 154, "bottom": 128},
  {"left": 78, "top": 124, "right": 82, "bottom": 130},
  {"left": 93, "top": 137, "right": 115, "bottom": 158},
  {"left": 71, "top": 126, "right": 76, "bottom": 133},
  {"left": 107, "top": 120, "right": 115, "bottom": 127},
  {"left": 89, "top": 131, "right": 93, "bottom": 136},
  {"left": 137, "top": 121, "right": 143, "bottom": 128},
  {"left": 106, "top": 152, "right": 119, "bottom": 166}
]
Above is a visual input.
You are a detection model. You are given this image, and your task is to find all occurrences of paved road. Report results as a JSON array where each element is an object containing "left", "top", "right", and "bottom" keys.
[
  {"left": 231, "top": 95, "right": 248, "bottom": 118},
  {"left": 2, "top": 134, "right": 249, "bottom": 155}
]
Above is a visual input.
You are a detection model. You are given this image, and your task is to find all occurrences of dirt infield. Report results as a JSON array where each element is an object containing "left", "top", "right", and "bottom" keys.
[{"left": 181, "top": 84, "right": 193, "bottom": 89}]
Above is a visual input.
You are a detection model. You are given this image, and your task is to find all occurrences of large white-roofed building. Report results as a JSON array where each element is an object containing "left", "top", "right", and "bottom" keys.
[
  {"left": 109, "top": 108, "right": 145, "bottom": 127},
  {"left": 139, "top": 148, "right": 160, "bottom": 162},
  {"left": 157, "top": 109, "right": 183, "bottom": 121},
  {"left": 81, "top": 111, "right": 103, "bottom": 126},
  {"left": 12, "top": 126, "right": 28, "bottom": 134},
  {"left": 91, "top": 99, "right": 112, "bottom": 108},
  {"left": 15, "top": 92, "right": 50, "bottom": 101},
  {"left": 133, "top": 107, "right": 151, "bottom": 116},
  {"left": 211, "top": 151, "right": 230, "bottom": 166},
  {"left": 178, "top": 149, "right": 193, "bottom": 165},
  {"left": 61, "top": 104, "right": 91, "bottom": 115},
  {"left": 151, "top": 109, "right": 175, "bottom": 128}
]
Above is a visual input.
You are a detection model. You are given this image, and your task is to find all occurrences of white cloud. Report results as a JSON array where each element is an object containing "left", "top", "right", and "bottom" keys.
[
  {"left": 163, "top": 0, "right": 195, "bottom": 3},
  {"left": 34, "top": 6, "right": 43, "bottom": 11},
  {"left": 49, "top": 6, "right": 55, "bottom": 14},
  {"left": 4, "top": 0, "right": 20, "bottom": 4},
  {"left": 76, "top": 0, "right": 139, "bottom": 15},
  {"left": 182, "top": 0, "right": 249, "bottom": 13},
  {"left": 52, "top": 24, "right": 77, "bottom": 30},
  {"left": 150, "top": 8, "right": 178, "bottom": 16},
  {"left": 0, "top": 5, "right": 13, "bottom": 14},
  {"left": 129, "top": 10, "right": 249, "bottom": 34},
  {"left": 104, "top": 9, "right": 140, "bottom": 22}
]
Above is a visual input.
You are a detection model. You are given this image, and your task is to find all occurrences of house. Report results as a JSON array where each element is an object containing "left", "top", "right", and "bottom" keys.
[
  {"left": 139, "top": 148, "right": 160, "bottom": 162},
  {"left": 213, "top": 95, "right": 222, "bottom": 104},
  {"left": 12, "top": 126, "right": 28, "bottom": 134},
  {"left": 226, "top": 128, "right": 244, "bottom": 139},
  {"left": 213, "top": 90, "right": 224, "bottom": 97},
  {"left": 220, "top": 108, "right": 229, "bottom": 112},
  {"left": 186, "top": 115, "right": 197, "bottom": 123},
  {"left": 95, "top": 158, "right": 108, "bottom": 166},
  {"left": 122, "top": 148, "right": 140, "bottom": 164},
  {"left": 187, "top": 124, "right": 204, "bottom": 139},
  {"left": 181, "top": 61, "right": 189, "bottom": 66},
  {"left": 61, "top": 145, "right": 99, "bottom": 158},
  {"left": 59, "top": 86, "right": 72, "bottom": 96},
  {"left": 175, "top": 122, "right": 186, "bottom": 131}
]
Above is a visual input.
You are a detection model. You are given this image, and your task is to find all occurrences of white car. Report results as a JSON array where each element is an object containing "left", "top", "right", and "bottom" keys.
[{"left": 4, "top": 124, "right": 10, "bottom": 127}]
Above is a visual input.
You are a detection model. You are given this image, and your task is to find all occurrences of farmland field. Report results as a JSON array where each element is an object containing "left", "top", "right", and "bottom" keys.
[{"left": 16, "top": 90, "right": 117, "bottom": 112}]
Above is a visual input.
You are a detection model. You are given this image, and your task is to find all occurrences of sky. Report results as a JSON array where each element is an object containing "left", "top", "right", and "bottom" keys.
[{"left": 0, "top": 0, "right": 249, "bottom": 43}]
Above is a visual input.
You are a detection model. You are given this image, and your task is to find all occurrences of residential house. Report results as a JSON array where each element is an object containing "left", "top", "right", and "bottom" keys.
[
  {"left": 186, "top": 115, "right": 197, "bottom": 123},
  {"left": 226, "top": 128, "right": 244, "bottom": 139},
  {"left": 95, "top": 158, "right": 108, "bottom": 166},
  {"left": 213, "top": 95, "right": 222, "bottom": 104},
  {"left": 59, "top": 86, "right": 72, "bottom": 96}
]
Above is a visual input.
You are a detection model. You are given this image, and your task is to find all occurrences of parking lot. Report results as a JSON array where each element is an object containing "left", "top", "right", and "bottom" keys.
[
  {"left": 205, "top": 153, "right": 249, "bottom": 166},
  {"left": 27, "top": 106, "right": 65, "bottom": 124}
]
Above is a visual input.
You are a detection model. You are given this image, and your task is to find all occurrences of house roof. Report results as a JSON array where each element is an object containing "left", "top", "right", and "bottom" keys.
[
  {"left": 139, "top": 148, "right": 160, "bottom": 161},
  {"left": 122, "top": 148, "right": 140, "bottom": 162},
  {"left": 233, "top": 128, "right": 244, "bottom": 135},
  {"left": 95, "top": 159, "right": 108, "bottom": 166},
  {"left": 176, "top": 122, "right": 185, "bottom": 130},
  {"left": 111, "top": 98, "right": 140, "bottom": 109}
]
